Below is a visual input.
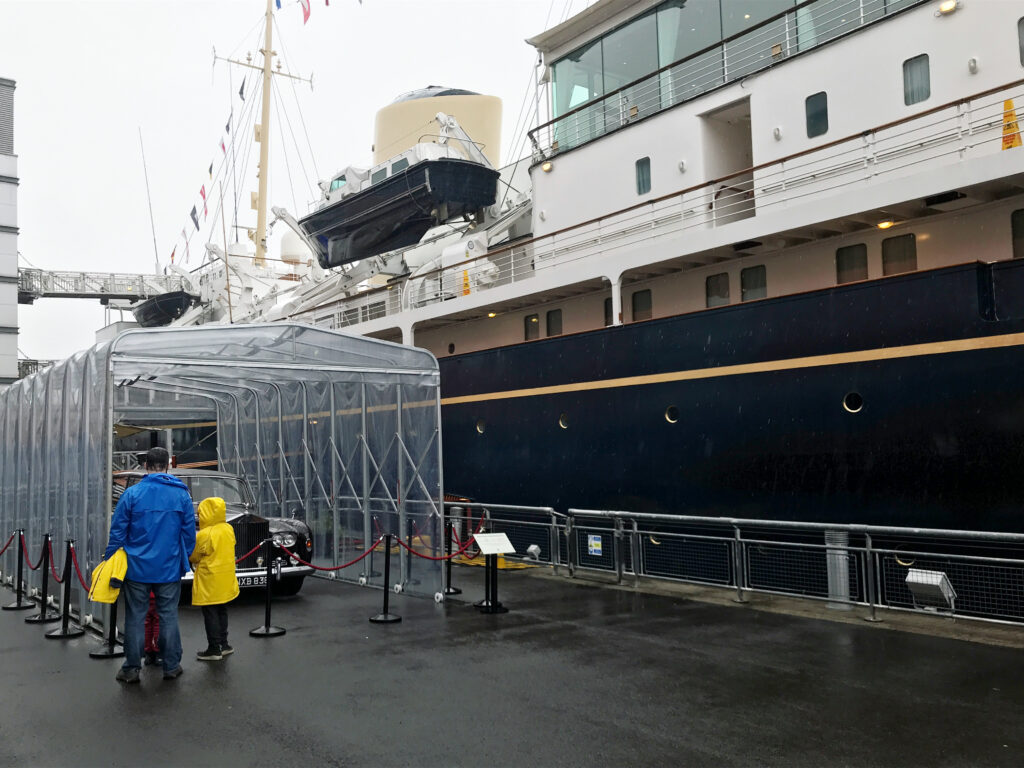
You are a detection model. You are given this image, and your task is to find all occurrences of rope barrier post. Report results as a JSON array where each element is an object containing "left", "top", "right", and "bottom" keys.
[
  {"left": 46, "top": 540, "right": 84, "bottom": 640},
  {"left": 89, "top": 600, "right": 125, "bottom": 659},
  {"left": 3, "top": 530, "right": 35, "bottom": 611},
  {"left": 369, "top": 534, "right": 401, "bottom": 624},
  {"left": 444, "top": 508, "right": 461, "bottom": 596},
  {"left": 25, "top": 534, "right": 59, "bottom": 624},
  {"left": 250, "top": 538, "right": 285, "bottom": 638}
]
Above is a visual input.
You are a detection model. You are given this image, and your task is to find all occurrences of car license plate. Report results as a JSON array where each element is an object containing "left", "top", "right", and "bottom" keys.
[{"left": 238, "top": 574, "right": 267, "bottom": 588}]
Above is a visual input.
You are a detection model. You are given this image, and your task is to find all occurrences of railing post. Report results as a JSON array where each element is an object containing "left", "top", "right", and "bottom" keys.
[
  {"left": 864, "top": 533, "right": 882, "bottom": 623},
  {"left": 549, "top": 510, "right": 560, "bottom": 576},
  {"left": 566, "top": 514, "right": 576, "bottom": 578},
  {"left": 732, "top": 525, "right": 747, "bottom": 604},
  {"left": 613, "top": 517, "right": 624, "bottom": 585},
  {"left": 630, "top": 519, "right": 641, "bottom": 587}
]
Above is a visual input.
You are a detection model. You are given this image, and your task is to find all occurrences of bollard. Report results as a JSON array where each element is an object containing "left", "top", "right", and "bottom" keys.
[
  {"left": 250, "top": 538, "right": 285, "bottom": 637},
  {"left": 444, "top": 510, "right": 461, "bottom": 596},
  {"left": 369, "top": 534, "right": 401, "bottom": 623},
  {"left": 89, "top": 600, "right": 125, "bottom": 658},
  {"left": 46, "top": 540, "right": 85, "bottom": 639},
  {"left": 3, "top": 530, "right": 35, "bottom": 611},
  {"left": 25, "top": 534, "right": 60, "bottom": 624}
]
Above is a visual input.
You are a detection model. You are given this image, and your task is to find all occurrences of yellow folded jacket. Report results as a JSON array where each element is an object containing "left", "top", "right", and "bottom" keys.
[{"left": 88, "top": 547, "right": 128, "bottom": 604}]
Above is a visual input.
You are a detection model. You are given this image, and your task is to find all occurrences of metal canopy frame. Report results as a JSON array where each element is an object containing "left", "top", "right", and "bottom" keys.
[{"left": 0, "top": 323, "right": 444, "bottom": 609}]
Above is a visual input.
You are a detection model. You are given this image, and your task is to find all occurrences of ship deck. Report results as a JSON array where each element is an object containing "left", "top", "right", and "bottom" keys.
[{"left": 2, "top": 569, "right": 1022, "bottom": 767}]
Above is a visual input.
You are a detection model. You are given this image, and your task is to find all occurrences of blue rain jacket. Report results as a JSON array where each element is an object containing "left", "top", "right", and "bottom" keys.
[{"left": 105, "top": 473, "right": 197, "bottom": 583}]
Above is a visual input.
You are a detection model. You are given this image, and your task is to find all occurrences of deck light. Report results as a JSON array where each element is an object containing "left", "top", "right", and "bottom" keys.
[
  {"left": 937, "top": 0, "right": 958, "bottom": 15},
  {"left": 488, "top": 312, "right": 497, "bottom": 318},
  {"left": 541, "top": 161, "right": 553, "bottom": 173},
  {"left": 877, "top": 220, "right": 895, "bottom": 230}
]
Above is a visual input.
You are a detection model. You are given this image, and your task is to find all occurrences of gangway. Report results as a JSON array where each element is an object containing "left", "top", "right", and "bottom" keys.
[{"left": 17, "top": 267, "right": 189, "bottom": 304}]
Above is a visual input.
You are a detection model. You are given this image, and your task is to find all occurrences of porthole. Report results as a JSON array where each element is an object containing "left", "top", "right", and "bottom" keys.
[
  {"left": 665, "top": 406, "right": 679, "bottom": 424},
  {"left": 475, "top": 419, "right": 485, "bottom": 434},
  {"left": 558, "top": 413, "right": 569, "bottom": 429},
  {"left": 843, "top": 392, "right": 864, "bottom": 413},
  {"left": 448, "top": 343, "right": 455, "bottom": 354}
]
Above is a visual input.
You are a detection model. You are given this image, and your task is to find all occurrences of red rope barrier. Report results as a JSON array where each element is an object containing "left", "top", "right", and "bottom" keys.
[
  {"left": 450, "top": 508, "right": 487, "bottom": 559},
  {"left": 70, "top": 546, "right": 91, "bottom": 592},
  {"left": 395, "top": 532, "right": 482, "bottom": 561},
  {"left": 21, "top": 534, "right": 44, "bottom": 571},
  {"left": 47, "top": 538, "right": 63, "bottom": 584},
  {"left": 235, "top": 541, "right": 265, "bottom": 564},
  {"left": 0, "top": 531, "right": 14, "bottom": 557},
  {"left": 279, "top": 536, "right": 384, "bottom": 572}
]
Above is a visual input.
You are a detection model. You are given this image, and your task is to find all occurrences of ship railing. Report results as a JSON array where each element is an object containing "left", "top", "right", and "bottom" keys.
[
  {"left": 17, "top": 268, "right": 188, "bottom": 301},
  {"left": 294, "top": 76, "right": 1024, "bottom": 332},
  {"left": 528, "top": 0, "right": 927, "bottom": 159},
  {"left": 553, "top": 509, "right": 1024, "bottom": 626},
  {"left": 445, "top": 502, "right": 566, "bottom": 573}
]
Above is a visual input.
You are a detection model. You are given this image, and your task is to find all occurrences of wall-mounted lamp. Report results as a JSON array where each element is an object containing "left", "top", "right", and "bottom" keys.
[
  {"left": 877, "top": 220, "right": 896, "bottom": 230},
  {"left": 541, "top": 161, "right": 553, "bottom": 173},
  {"left": 677, "top": 160, "right": 687, "bottom": 173},
  {"left": 772, "top": 126, "right": 783, "bottom": 141},
  {"left": 539, "top": 210, "right": 547, "bottom": 221},
  {"left": 936, "top": 0, "right": 958, "bottom": 16},
  {"left": 967, "top": 57, "right": 979, "bottom": 74}
]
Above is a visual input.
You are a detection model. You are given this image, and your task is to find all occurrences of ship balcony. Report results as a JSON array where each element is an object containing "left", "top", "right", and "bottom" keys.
[{"left": 294, "top": 77, "right": 1024, "bottom": 337}]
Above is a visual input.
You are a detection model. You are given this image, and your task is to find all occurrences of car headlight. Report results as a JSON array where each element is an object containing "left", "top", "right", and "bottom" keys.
[{"left": 273, "top": 532, "right": 297, "bottom": 548}]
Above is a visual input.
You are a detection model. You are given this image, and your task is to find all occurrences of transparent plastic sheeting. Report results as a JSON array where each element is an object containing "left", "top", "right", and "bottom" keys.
[{"left": 0, "top": 323, "right": 444, "bottom": 613}]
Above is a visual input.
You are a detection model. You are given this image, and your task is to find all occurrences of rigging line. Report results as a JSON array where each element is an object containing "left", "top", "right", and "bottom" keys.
[
  {"left": 271, "top": 78, "right": 302, "bottom": 218},
  {"left": 271, "top": 15, "right": 319, "bottom": 185},
  {"left": 271, "top": 75, "right": 315, "bottom": 212},
  {"left": 229, "top": 64, "right": 239, "bottom": 244},
  {"left": 226, "top": 12, "right": 266, "bottom": 61}
]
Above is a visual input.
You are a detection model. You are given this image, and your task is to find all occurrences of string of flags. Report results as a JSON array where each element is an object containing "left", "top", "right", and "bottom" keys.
[{"left": 276, "top": 0, "right": 340, "bottom": 26}]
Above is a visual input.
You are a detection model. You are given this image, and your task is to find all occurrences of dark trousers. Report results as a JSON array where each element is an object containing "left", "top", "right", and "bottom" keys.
[{"left": 201, "top": 604, "right": 229, "bottom": 649}]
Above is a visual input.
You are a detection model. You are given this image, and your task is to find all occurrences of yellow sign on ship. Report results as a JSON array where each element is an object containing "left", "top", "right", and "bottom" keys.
[{"left": 1003, "top": 99, "right": 1022, "bottom": 150}]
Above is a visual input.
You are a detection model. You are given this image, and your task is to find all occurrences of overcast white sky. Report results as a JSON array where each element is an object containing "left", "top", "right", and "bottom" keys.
[{"left": 0, "top": 0, "right": 578, "bottom": 360}]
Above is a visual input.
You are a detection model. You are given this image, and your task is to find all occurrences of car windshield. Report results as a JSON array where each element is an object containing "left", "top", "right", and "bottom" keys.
[{"left": 184, "top": 476, "right": 251, "bottom": 506}]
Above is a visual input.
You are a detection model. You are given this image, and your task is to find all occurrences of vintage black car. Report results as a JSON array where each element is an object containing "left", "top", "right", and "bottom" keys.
[{"left": 113, "top": 469, "right": 313, "bottom": 595}]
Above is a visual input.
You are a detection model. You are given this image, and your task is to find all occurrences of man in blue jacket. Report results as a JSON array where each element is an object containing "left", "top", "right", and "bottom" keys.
[{"left": 106, "top": 447, "right": 196, "bottom": 683}]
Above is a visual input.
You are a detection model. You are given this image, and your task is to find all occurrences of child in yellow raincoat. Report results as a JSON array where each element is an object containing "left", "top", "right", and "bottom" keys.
[{"left": 189, "top": 497, "right": 239, "bottom": 661}]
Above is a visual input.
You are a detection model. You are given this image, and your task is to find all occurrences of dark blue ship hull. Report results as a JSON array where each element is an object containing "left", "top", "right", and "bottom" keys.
[{"left": 438, "top": 260, "right": 1024, "bottom": 531}]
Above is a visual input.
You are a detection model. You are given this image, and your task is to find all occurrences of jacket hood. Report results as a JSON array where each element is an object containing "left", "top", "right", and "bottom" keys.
[
  {"left": 142, "top": 472, "right": 190, "bottom": 491},
  {"left": 197, "top": 497, "right": 227, "bottom": 529}
]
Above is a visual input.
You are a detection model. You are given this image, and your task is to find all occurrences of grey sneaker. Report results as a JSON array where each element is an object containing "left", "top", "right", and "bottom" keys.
[
  {"left": 162, "top": 666, "right": 184, "bottom": 680},
  {"left": 219, "top": 644, "right": 233, "bottom": 656},
  {"left": 196, "top": 646, "right": 223, "bottom": 661},
  {"left": 116, "top": 667, "right": 140, "bottom": 684}
]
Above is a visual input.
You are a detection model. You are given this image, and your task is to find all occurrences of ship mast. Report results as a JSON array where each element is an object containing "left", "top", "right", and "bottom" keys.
[{"left": 254, "top": 0, "right": 274, "bottom": 267}]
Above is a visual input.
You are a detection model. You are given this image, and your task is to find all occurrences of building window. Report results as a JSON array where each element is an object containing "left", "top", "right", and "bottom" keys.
[
  {"left": 805, "top": 91, "right": 828, "bottom": 138},
  {"left": 882, "top": 233, "right": 917, "bottom": 275},
  {"left": 706, "top": 272, "right": 730, "bottom": 307},
  {"left": 903, "top": 54, "right": 930, "bottom": 106},
  {"left": 370, "top": 167, "right": 388, "bottom": 185},
  {"left": 636, "top": 157, "right": 651, "bottom": 195},
  {"left": 604, "top": 297, "right": 614, "bottom": 327},
  {"left": 1012, "top": 209, "right": 1024, "bottom": 259},
  {"left": 546, "top": 309, "right": 563, "bottom": 336},
  {"left": 836, "top": 244, "right": 868, "bottom": 284},
  {"left": 741, "top": 265, "right": 767, "bottom": 301},
  {"left": 391, "top": 157, "right": 409, "bottom": 174},
  {"left": 524, "top": 314, "right": 540, "bottom": 340},
  {"left": 632, "top": 289, "right": 652, "bottom": 321}
]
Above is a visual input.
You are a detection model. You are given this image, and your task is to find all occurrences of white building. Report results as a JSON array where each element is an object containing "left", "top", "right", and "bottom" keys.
[{"left": 0, "top": 77, "right": 18, "bottom": 384}]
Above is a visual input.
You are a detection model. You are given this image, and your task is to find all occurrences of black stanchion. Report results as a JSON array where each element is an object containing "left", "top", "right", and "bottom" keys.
[
  {"left": 444, "top": 510, "right": 461, "bottom": 596},
  {"left": 250, "top": 538, "right": 285, "bottom": 637},
  {"left": 25, "top": 534, "right": 59, "bottom": 624},
  {"left": 369, "top": 534, "right": 401, "bottom": 624},
  {"left": 89, "top": 599, "right": 125, "bottom": 659},
  {"left": 46, "top": 540, "right": 85, "bottom": 640},
  {"left": 478, "top": 554, "right": 508, "bottom": 614},
  {"left": 3, "top": 530, "right": 35, "bottom": 611}
]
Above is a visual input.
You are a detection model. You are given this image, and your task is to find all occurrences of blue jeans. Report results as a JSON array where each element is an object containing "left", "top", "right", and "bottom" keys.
[{"left": 122, "top": 579, "right": 182, "bottom": 673}]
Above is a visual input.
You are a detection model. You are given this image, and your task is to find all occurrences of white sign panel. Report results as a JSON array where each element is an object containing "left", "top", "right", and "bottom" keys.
[
  {"left": 474, "top": 532, "right": 516, "bottom": 555},
  {"left": 588, "top": 534, "right": 603, "bottom": 556}
]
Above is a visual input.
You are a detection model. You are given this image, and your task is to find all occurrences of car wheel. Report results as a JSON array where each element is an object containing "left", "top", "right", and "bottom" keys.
[{"left": 272, "top": 577, "right": 304, "bottom": 596}]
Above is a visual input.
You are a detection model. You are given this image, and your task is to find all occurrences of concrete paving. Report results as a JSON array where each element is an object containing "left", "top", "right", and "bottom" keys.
[{"left": 1, "top": 566, "right": 1023, "bottom": 767}]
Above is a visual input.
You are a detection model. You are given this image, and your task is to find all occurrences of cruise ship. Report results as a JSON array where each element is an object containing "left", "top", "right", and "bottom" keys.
[{"left": 178, "top": 0, "right": 1024, "bottom": 531}]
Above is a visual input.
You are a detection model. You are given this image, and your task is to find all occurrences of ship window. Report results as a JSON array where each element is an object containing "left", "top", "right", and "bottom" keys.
[
  {"left": 805, "top": 92, "right": 828, "bottom": 138},
  {"left": 836, "top": 244, "right": 868, "bottom": 284},
  {"left": 524, "top": 314, "right": 540, "bottom": 341},
  {"left": 391, "top": 157, "right": 409, "bottom": 174},
  {"left": 604, "top": 297, "right": 613, "bottom": 327},
  {"left": 546, "top": 309, "right": 563, "bottom": 336},
  {"left": 903, "top": 54, "right": 930, "bottom": 106},
  {"left": 329, "top": 176, "right": 347, "bottom": 192},
  {"left": 636, "top": 157, "right": 652, "bottom": 195},
  {"left": 1012, "top": 209, "right": 1024, "bottom": 259},
  {"left": 706, "top": 272, "right": 730, "bottom": 307},
  {"left": 370, "top": 167, "right": 388, "bottom": 185},
  {"left": 882, "top": 233, "right": 917, "bottom": 275},
  {"left": 1019, "top": 18, "right": 1024, "bottom": 67},
  {"left": 448, "top": 343, "right": 455, "bottom": 354},
  {"left": 552, "top": 38, "right": 604, "bottom": 118},
  {"left": 342, "top": 308, "right": 360, "bottom": 326},
  {"left": 632, "top": 289, "right": 652, "bottom": 321},
  {"left": 741, "top": 265, "right": 767, "bottom": 301},
  {"left": 721, "top": 0, "right": 795, "bottom": 37}
]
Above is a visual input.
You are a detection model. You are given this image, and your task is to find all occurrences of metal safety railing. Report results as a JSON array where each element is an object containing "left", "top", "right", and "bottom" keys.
[{"left": 467, "top": 505, "right": 1024, "bottom": 626}]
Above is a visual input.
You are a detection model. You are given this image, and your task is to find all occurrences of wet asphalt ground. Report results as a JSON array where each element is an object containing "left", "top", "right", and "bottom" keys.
[{"left": 1, "top": 566, "right": 1023, "bottom": 768}]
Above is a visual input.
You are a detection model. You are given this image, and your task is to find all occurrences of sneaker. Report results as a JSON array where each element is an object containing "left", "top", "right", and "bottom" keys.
[
  {"left": 162, "top": 666, "right": 184, "bottom": 680},
  {"left": 144, "top": 651, "right": 161, "bottom": 666},
  {"left": 219, "top": 644, "right": 233, "bottom": 656},
  {"left": 115, "top": 667, "right": 140, "bottom": 684},
  {"left": 196, "top": 646, "right": 223, "bottom": 661}
]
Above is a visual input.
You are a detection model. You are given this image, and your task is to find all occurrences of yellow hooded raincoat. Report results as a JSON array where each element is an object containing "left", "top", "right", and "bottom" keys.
[{"left": 189, "top": 497, "right": 240, "bottom": 606}]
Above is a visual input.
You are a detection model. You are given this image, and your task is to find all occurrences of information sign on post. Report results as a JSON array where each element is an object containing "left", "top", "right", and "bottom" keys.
[
  {"left": 474, "top": 532, "right": 515, "bottom": 556},
  {"left": 473, "top": 533, "right": 515, "bottom": 614}
]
